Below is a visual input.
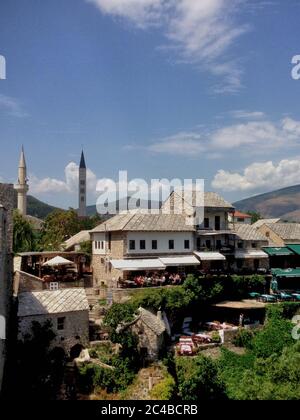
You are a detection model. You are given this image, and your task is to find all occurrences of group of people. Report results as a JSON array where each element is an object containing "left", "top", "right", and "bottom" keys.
[{"left": 133, "top": 271, "right": 186, "bottom": 287}]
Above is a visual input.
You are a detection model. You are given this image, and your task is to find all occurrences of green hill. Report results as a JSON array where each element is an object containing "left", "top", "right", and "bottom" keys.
[{"left": 234, "top": 185, "right": 300, "bottom": 221}]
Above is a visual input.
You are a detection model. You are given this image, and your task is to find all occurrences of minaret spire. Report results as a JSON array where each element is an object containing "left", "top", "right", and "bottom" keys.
[
  {"left": 78, "top": 150, "right": 87, "bottom": 218},
  {"left": 14, "top": 146, "right": 29, "bottom": 216}
]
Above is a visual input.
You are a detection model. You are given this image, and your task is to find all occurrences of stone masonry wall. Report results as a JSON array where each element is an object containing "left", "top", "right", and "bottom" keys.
[
  {"left": 92, "top": 232, "right": 126, "bottom": 286},
  {"left": 0, "top": 183, "right": 14, "bottom": 395},
  {"left": 18, "top": 310, "right": 90, "bottom": 356}
]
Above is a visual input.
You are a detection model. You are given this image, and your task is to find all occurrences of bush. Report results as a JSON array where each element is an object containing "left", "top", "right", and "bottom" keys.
[
  {"left": 150, "top": 374, "right": 176, "bottom": 400},
  {"left": 211, "top": 331, "right": 221, "bottom": 343},
  {"left": 233, "top": 329, "right": 255, "bottom": 349},
  {"left": 176, "top": 355, "right": 226, "bottom": 401}
]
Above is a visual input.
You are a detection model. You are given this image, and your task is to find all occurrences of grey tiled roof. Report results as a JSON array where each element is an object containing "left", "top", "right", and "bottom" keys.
[
  {"left": 266, "top": 223, "right": 300, "bottom": 240},
  {"left": 252, "top": 218, "right": 281, "bottom": 228},
  {"left": 234, "top": 224, "right": 267, "bottom": 241},
  {"left": 91, "top": 212, "right": 195, "bottom": 233},
  {"left": 63, "top": 230, "right": 90, "bottom": 250},
  {"left": 18, "top": 288, "right": 89, "bottom": 317},
  {"left": 173, "top": 190, "right": 234, "bottom": 209},
  {"left": 138, "top": 308, "right": 166, "bottom": 336}
]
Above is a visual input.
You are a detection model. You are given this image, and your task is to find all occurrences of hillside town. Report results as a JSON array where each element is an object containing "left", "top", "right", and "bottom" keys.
[{"left": 1, "top": 148, "right": 300, "bottom": 400}]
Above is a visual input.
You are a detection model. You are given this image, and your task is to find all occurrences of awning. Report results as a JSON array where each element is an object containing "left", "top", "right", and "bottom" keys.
[
  {"left": 286, "top": 244, "right": 300, "bottom": 256},
  {"left": 263, "top": 247, "right": 295, "bottom": 256},
  {"left": 110, "top": 259, "right": 166, "bottom": 271},
  {"left": 272, "top": 268, "right": 300, "bottom": 278},
  {"left": 235, "top": 250, "right": 268, "bottom": 259},
  {"left": 194, "top": 251, "right": 226, "bottom": 261},
  {"left": 159, "top": 256, "right": 200, "bottom": 266},
  {"left": 43, "top": 256, "right": 75, "bottom": 267}
]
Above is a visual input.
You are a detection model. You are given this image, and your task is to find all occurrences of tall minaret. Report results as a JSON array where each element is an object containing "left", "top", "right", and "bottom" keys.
[
  {"left": 78, "top": 150, "right": 87, "bottom": 218},
  {"left": 14, "top": 146, "right": 29, "bottom": 216}
]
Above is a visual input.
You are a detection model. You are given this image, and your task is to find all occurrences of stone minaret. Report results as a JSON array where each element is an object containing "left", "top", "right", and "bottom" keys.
[
  {"left": 78, "top": 150, "right": 87, "bottom": 218},
  {"left": 14, "top": 146, "right": 29, "bottom": 216}
]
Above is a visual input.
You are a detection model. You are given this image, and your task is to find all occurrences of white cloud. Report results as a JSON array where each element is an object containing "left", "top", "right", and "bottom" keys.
[
  {"left": 137, "top": 117, "right": 300, "bottom": 157},
  {"left": 147, "top": 132, "right": 205, "bottom": 156},
  {"left": 230, "top": 110, "right": 266, "bottom": 119},
  {"left": 87, "top": 0, "right": 253, "bottom": 92},
  {"left": 212, "top": 158, "right": 300, "bottom": 192},
  {"left": 30, "top": 162, "right": 97, "bottom": 195},
  {"left": 0, "top": 94, "right": 28, "bottom": 118}
]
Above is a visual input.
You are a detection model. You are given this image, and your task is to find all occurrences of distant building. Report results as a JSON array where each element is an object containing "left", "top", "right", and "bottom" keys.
[
  {"left": 62, "top": 230, "right": 91, "bottom": 252},
  {"left": 258, "top": 222, "right": 300, "bottom": 246},
  {"left": 229, "top": 210, "right": 252, "bottom": 225},
  {"left": 17, "top": 288, "right": 89, "bottom": 357},
  {"left": 14, "top": 147, "right": 29, "bottom": 217},
  {"left": 0, "top": 183, "right": 14, "bottom": 394},
  {"left": 78, "top": 151, "right": 87, "bottom": 218},
  {"left": 231, "top": 224, "right": 269, "bottom": 272}
]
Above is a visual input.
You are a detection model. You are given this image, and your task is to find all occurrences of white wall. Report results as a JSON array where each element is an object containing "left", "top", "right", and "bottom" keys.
[
  {"left": 92, "top": 232, "right": 107, "bottom": 255},
  {"left": 126, "top": 232, "right": 194, "bottom": 255},
  {"left": 198, "top": 211, "right": 229, "bottom": 230}
]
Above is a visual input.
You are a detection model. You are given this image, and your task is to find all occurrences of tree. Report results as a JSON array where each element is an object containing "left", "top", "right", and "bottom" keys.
[
  {"left": 247, "top": 211, "right": 262, "bottom": 224},
  {"left": 13, "top": 210, "right": 36, "bottom": 253},
  {"left": 176, "top": 355, "right": 226, "bottom": 401},
  {"left": 39, "top": 209, "right": 82, "bottom": 250}
]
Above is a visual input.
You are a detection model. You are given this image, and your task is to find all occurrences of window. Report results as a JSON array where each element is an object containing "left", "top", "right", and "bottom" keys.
[
  {"left": 266, "top": 231, "right": 270, "bottom": 238},
  {"left": 237, "top": 218, "right": 244, "bottom": 223},
  {"left": 80, "top": 180, "right": 85, "bottom": 186},
  {"left": 216, "top": 240, "right": 222, "bottom": 249},
  {"left": 252, "top": 243, "right": 257, "bottom": 248},
  {"left": 238, "top": 242, "right": 243, "bottom": 249},
  {"left": 196, "top": 238, "right": 201, "bottom": 250},
  {"left": 204, "top": 218, "right": 210, "bottom": 229},
  {"left": 152, "top": 240, "right": 158, "bottom": 250},
  {"left": 57, "top": 317, "right": 65, "bottom": 331},
  {"left": 184, "top": 240, "right": 190, "bottom": 249},
  {"left": 129, "top": 240, "right": 136, "bottom": 250},
  {"left": 101, "top": 241, "right": 104, "bottom": 250},
  {"left": 49, "top": 282, "right": 59, "bottom": 291},
  {"left": 81, "top": 196, "right": 84, "bottom": 202},
  {"left": 140, "top": 240, "right": 146, "bottom": 250},
  {"left": 237, "top": 260, "right": 243, "bottom": 269},
  {"left": 80, "top": 188, "right": 85, "bottom": 194},
  {"left": 108, "top": 233, "right": 112, "bottom": 250},
  {"left": 215, "top": 216, "right": 221, "bottom": 231},
  {"left": 205, "top": 240, "right": 211, "bottom": 249},
  {"left": 169, "top": 240, "right": 174, "bottom": 250}
]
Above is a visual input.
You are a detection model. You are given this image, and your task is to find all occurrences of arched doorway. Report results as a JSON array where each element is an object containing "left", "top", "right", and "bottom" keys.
[{"left": 70, "top": 344, "right": 84, "bottom": 360}]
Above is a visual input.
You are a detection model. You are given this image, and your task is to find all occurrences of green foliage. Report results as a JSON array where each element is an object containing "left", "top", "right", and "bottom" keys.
[
  {"left": 150, "top": 374, "right": 176, "bottom": 400},
  {"left": 39, "top": 209, "right": 101, "bottom": 251},
  {"left": 233, "top": 328, "right": 255, "bottom": 349},
  {"left": 247, "top": 211, "right": 262, "bottom": 224},
  {"left": 176, "top": 355, "right": 226, "bottom": 401},
  {"left": 252, "top": 317, "right": 294, "bottom": 358},
  {"left": 15, "top": 321, "right": 64, "bottom": 400},
  {"left": 13, "top": 210, "right": 36, "bottom": 253},
  {"left": 211, "top": 331, "right": 221, "bottom": 343}
]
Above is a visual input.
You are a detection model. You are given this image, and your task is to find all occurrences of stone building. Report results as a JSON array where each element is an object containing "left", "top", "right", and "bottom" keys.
[
  {"left": 17, "top": 288, "right": 89, "bottom": 357},
  {"left": 230, "top": 224, "right": 269, "bottom": 272},
  {"left": 117, "top": 307, "right": 169, "bottom": 361},
  {"left": 0, "top": 183, "right": 14, "bottom": 395},
  {"left": 90, "top": 212, "right": 198, "bottom": 286},
  {"left": 257, "top": 222, "right": 300, "bottom": 246}
]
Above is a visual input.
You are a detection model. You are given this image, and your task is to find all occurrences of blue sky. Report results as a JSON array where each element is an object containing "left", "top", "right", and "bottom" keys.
[{"left": 1, "top": 0, "right": 300, "bottom": 209}]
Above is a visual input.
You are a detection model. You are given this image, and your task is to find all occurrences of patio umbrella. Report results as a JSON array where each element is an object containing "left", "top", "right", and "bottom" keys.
[{"left": 43, "top": 256, "right": 75, "bottom": 267}]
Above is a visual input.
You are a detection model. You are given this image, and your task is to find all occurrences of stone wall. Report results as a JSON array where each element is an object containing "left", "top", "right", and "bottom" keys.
[
  {"left": 257, "top": 224, "right": 284, "bottom": 246},
  {"left": 131, "top": 320, "right": 164, "bottom": 361},
  {"left": 92, "top": 232, "right": 126, "bottom": 286},
  {"left": 18, "top": 310, "right": 90, "bottom": 356},
  {"left": 0, "top": 184, "right": 14, "bottom": 395}
]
